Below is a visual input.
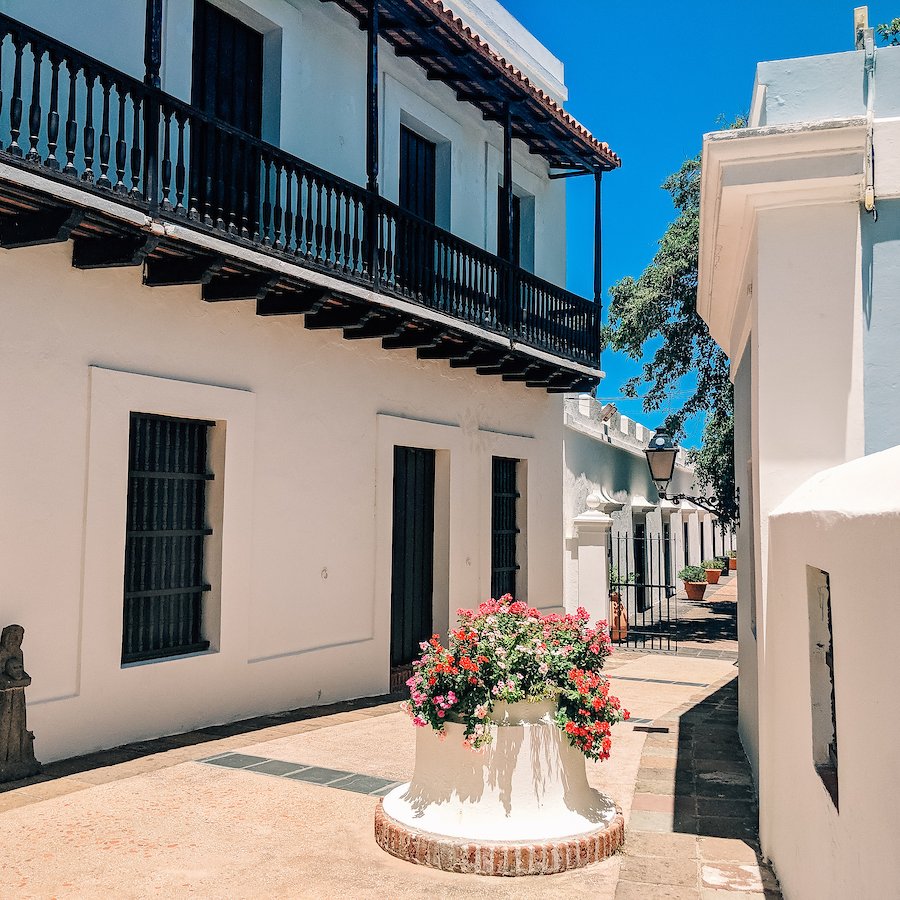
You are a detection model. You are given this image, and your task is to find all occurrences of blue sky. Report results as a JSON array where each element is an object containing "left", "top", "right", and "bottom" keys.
[{"left": 503, "top": 1, "right": 894, "bottom": 444}]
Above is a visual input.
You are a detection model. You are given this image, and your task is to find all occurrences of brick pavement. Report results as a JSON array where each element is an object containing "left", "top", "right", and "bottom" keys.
[{"left": 0, "top": 580, "right": 777, "bottom": 897}]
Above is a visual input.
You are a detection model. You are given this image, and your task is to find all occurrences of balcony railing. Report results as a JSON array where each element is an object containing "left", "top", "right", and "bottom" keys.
[{"left": 0, "top": 13, "right": 601, "bottom": 367}]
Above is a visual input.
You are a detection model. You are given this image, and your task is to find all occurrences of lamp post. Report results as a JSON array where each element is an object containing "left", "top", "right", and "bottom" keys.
[{"left": 643, "top": 428, "right": 737, "bottom": 522}]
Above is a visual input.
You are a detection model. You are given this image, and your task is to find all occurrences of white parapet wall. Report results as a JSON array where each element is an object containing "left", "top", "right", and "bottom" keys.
[{"left": 762, "top": 447, "right": 900, "bottom": 897}]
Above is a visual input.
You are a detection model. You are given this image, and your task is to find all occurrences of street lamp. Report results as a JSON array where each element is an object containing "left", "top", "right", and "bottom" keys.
[{"left": 644, "top": 427, "right": 737, "bottom": 521}]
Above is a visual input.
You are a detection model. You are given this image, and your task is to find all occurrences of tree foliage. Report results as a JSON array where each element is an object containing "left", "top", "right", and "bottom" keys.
[
  {"left": 603, "top": 148, "right": 738, "bottom": 525},
  {"left": 876, "top": 18, "right": 900, "bottom": 45}
]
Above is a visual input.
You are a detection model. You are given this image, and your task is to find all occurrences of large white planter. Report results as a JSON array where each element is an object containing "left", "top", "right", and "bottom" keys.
[{"left": 382, "top": 699, "right": 618, "bottom": 842}]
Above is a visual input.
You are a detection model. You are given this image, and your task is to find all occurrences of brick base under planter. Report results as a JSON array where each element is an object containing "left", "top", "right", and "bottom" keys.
[{"left": 374, "top": 799, "right": 625, "bottom": 876}]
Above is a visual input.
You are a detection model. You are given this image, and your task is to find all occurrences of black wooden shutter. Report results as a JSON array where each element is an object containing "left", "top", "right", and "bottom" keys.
[
  {"left": 390, "top": 447, "right": 436, "bottom": 668},
  {"left": 497, "top": 186, "right": 522, "bottom": 267},
  {"left": 491, "top": 457, "right": 520, "bottom": 599},
  {"left": 122, "top": 413, "right": 214, "bottom": 663},
  {"left": 399, "top": 126, "right": 436, "bottom": 223}
]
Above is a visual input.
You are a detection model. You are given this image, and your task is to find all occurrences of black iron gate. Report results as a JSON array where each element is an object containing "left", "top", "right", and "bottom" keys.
[{"left": 608, "top": 530, "right": 678, "bottom": 651}]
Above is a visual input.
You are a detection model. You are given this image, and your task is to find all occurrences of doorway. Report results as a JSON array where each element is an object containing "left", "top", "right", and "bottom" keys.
[
  {"left": 191, "top": 0, "right": 264, "bottom": 232},
  {"left": 390, "top": 447, "right": 436, "bottom": 684}
]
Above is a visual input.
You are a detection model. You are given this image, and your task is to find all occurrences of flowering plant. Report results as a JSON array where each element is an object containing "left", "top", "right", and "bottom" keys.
[{"left": 404, "top": 596, "right": 629, "bottom": 762}]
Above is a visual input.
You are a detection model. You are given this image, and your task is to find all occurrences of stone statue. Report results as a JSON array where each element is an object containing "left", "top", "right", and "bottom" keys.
[{"left": 0, "top": 625, "right": 41, "bottom": 782}]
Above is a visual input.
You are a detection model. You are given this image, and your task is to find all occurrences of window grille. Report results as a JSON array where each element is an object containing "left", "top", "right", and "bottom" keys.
[
  {"left": 491, "top": 457, "right": 520, "bottom": 599},
  {"left": 122, "top": 413, "right": 214, "bottom": 663}
]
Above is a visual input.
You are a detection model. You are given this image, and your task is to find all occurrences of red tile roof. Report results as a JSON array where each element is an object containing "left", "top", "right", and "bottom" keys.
[{"left": 420, "top": 0, "right": 620, "bottom": 169}]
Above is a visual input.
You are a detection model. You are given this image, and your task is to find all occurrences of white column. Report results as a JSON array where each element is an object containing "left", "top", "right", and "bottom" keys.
[
  {"left": 688, "top": 510, "right": 702, "bottom": 566},
  {"left": 573, "top": 495, "right": 614, "bottom": 624}
]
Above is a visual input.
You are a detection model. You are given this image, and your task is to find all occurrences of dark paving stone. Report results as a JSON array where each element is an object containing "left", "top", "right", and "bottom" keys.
[
  {"left": 329, "top": 773, "right": 396, "bottom": 794},
  {"left": 371, "top": 781, "right": 402, "bottom": 797},
  {"left": 697, "top": 796, "right": 757, "bottom": 818},
  {"left": 250, "top": 759, "right": 309, "bottom": 777},
  {"left": 285, "top": 766, "right": 353, "bottom": 785},
  {"left": 203, "top": 753, "right": 269, "bottom": 769}
]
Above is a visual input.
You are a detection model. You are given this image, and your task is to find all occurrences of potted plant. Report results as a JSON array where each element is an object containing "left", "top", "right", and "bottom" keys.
[
  {"left": 608, "top": 565, "right": 635, "bottom": 642},
  {"left": 729, "top": 549, "right": 737, "bottom": 571},
  {"left": 679, "top": 565, "right": 708, "bottom": 600},
  {"left": 717, "top": 556, "right": 730, "bottom": 576},
  {"left": 702, "top": 559, "right": 722, "bottom": 585},
  {"left": 377, "top": 598, "right": 629, "bottom": 872}
]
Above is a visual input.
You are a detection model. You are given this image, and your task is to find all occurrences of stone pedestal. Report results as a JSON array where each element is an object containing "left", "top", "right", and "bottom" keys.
[{"left": 375, "top": 700, "right": 624, "bottom": 875}]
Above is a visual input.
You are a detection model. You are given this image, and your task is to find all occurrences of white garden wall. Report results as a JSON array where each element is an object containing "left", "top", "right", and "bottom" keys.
[{"left": 764, "top": 449, "right": 900, "bottom": 898}]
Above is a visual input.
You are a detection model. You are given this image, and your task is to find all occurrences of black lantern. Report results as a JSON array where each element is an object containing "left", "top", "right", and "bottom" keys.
[
  {"left": 643, "top": 426, "right": 738, "bottom": 523},
  {"left": 644, "top": 428, "right": 678, "bottom": 490}
]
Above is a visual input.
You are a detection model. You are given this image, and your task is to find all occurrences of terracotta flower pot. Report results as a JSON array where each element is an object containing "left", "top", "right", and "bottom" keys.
[
  {"left": 684, "top": 581, "right": 708, "bottom": 601},
  {"left": 705, "top": 568, "right": 721, "bottom": 585},
  {"left": 610, "top": 592, "right": 628, "bottom": 642},
  {"left": 729, "top": 558, "right": 737, "bottom": 571}
]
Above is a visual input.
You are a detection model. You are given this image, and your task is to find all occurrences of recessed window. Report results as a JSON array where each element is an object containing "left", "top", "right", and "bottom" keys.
[
  {"left": 807, "top": 566, "right": 838, "bottom": 809},
  {"left": 491, "top": 457, "right": 523, "bottom": 599},
  {"left": 122, "top": 413, "right": 215, "bottom": 664}
]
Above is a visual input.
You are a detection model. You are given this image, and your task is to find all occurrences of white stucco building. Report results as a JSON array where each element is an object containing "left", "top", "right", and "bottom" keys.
[
  {"left": 698, "top": 13, "right": 900, "bottom": 898},
  {"left": 0, "top": 1, "right": 618, "bottom": 761},
  {"left": 563, "top": 394, "right": 734, "bottom": 650}
]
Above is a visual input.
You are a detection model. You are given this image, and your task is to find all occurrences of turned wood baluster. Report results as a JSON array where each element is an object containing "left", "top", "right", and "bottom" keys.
[
  {"left": 273, "top": 160, "right": 283, "bottom": 248},
  {"left": 260, "top": 154, "right": 272, "bottom": 245},
  {"left": 81, "top": 71, "right": 95, "bottom": 182},
  {"left": 25, "top": 43, "right": 44, "bottom": 163},
  {"left": 43, "top": 51, "right": 61, "bottom": 170},
  {"left": 63, "top": 58, "right": 78, "bottom": 176},
  {"left": 324, "top": 184, "right": 333, "bottom": 264},
  {"left": 7, "top": 36, "right": 25, "bottom": 158},
  {"left": 333, "top": 188, "right": 342, "bottom": 269},
  {"left": 314, "top": 182, "right": 324, "bottom": 260},
  {"left": 174, "top": 110, "right": 186, "bottom": 214},
  {"left": 97, "top": 75, "right": 112, "bottom": 188},
  {"left": 352, "top": 199, "right": 361, "bottom": 274},
  {"left": 160, "top": 106, "right": 173, "bottom": 209},
  {"left": 225, "top": 134, "right": 238, "bottom": 234},
  {"left": 214, "top": 127, "right": 226, "bottom": 229},
  {"left": 304, "top": 176, "right": 314, "bottom": 257},
  {"left": 130, "top": 95, "right": 142, "bottom": 197},
  {"left": 112, "top": 82, "right": 127, "bottom": 192},
  {"left": 283, "top": 168, "right": 294, "bottom": 253}
]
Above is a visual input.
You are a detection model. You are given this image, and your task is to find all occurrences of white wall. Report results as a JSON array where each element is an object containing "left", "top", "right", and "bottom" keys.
[
  {"left": 0, "top": 242, "right": 565, "bottom": 761},
  {"left": 763, "top": 450, "right": 900, "bottom": 898},
  {"left": 1, "top": 0, "right": 568, "bottom": 285}
]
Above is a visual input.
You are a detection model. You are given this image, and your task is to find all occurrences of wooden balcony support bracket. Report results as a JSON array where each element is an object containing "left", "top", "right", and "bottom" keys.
[
  {"left": 546, "top": 377, "right": 600, "bottom": 395},
  {"left": 72, "top": 232, "right": 160, "bottom": 269},
  {"left": 416, "top": 334, "right": 476, "bottom": 360},
  {"left": 304, "top": 302, "right": 374, "bottom": 330},
  {"left": 502, "top": 363, "right": 554, "bottom": 383},
  {"left": 202, "top": 272, "right": 281, "bottom": 302},
  {"left": 343, "top": 311, "right": 406, "bottom": 340},
  {"left": 256, "top": 286, "right": 330, "bottom": 317},
  {"left": 475, "top": 356, "right": 535, "bottom": 377},
  {"left": 0, "top": 205, "right": 83, "bottom": 249},
  {"left": 143, "top": 252, "right": 225, "bottom": 286},
  {"left": 382, "top": 324, "right": 443, "bottom": 350},
  {"left": 448, "top": 345, "right": 510, "bottom": 369}
]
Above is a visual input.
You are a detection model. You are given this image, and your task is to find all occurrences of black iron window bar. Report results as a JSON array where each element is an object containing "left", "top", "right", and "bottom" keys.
[
  {"left": 0, "top": 13, "right": 601, "bottom": 368},
  {"left": 122, "top": 412, "right": 214, "bottom": 664}
]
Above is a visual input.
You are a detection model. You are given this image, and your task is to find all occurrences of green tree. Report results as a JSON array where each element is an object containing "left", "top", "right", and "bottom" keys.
[
  {"left": 603, "top": 141, "right": 738, "bottom": 526},
  {"left": 876, "top": 18, "right": 900, "bottom": 45}
]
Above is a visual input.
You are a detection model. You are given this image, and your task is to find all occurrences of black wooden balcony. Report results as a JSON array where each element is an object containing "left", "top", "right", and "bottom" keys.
[{"left": 0, "top": 13, "right": 603, "bottom": 389}]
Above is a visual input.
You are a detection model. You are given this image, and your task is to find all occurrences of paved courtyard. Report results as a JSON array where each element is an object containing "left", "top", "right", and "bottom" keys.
[{"left": 0, "top": 587, "right": 776, "bottom": 898}]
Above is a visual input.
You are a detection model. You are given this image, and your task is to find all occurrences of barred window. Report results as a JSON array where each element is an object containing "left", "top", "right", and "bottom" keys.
[
  {"left": 122, "top": 413, "right": 214, "bottom": 663},
  {"left": 491, "top": 457, "right": 520, "bottom": 599}
]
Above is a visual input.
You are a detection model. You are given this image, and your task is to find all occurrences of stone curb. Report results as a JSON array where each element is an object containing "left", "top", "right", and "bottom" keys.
[{"left": 374, "top": 798, "right": 625, "bottom": 876}]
